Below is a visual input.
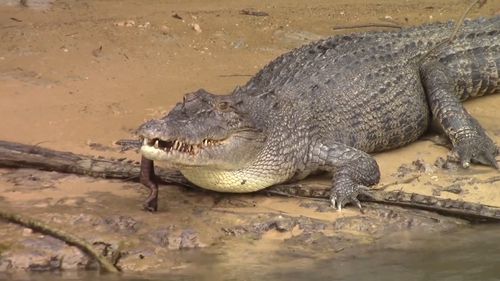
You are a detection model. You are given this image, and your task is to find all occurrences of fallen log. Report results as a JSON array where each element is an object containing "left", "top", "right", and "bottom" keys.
[
  {"left": 0, "top": 140, "right": 190, "bottom": 186},
  {"left": 267, "top": 183, "right": 500, "bottom": 223},
  {"left": 0, "top": 140, "right": 499, "bottom": 222}
]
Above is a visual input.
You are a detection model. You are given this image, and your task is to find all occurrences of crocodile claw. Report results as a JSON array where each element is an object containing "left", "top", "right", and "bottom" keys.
[
  {"left": 330, "top": 184, "right": 368, "bottom": 213},
  {"left": 455, "top": 135, "right": 499, "bottom": 169}
]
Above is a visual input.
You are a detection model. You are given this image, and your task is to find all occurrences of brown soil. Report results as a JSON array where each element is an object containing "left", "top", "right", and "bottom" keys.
[{"left": 0, "top": 0, "right": 499, "bottom": 274}]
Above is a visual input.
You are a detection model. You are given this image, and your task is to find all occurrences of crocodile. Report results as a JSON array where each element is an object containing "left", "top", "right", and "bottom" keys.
[{"left": 137, "top": 16, "right": 500, "bottom": 212}]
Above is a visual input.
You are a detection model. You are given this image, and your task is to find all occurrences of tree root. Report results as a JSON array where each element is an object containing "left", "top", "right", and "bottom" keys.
[{"left": 0, "top": 208, "right": 120, "bottom": 273}]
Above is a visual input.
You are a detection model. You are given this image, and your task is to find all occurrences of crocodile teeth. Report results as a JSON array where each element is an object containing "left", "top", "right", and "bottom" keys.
[
  {"left": 179, "top": 141, "right": 185, "bottom": 151},
  {"left": 144, "top": 137, "right": 219, "bottom": 155}
]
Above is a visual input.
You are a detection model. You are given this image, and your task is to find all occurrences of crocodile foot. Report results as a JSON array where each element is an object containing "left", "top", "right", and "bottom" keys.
[
  {"left": 330, "top": 181, "right": 369, "bottom": 213},
  {"left": 455, "top": 135, "right": 499, "bottom": 169}
]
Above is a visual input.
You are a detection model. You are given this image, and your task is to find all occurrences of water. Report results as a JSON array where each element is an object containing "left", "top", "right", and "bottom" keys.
[{"left": 2, "top": 225, "right": 499, "bottom": 281}]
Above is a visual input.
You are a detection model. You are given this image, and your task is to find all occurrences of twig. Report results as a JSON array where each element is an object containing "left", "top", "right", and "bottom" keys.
[
  {"left": 240, "top": 9, "right": 269, "bottom": 17},
  {"left": 418, "top": 0, "right": 485, "bottom": 64},
  {"left": 373, "top": 174, "right": 421, "bottom": 191},
  {"left": 333, "top": 23, "right": 402, "bottom": 31},
  {"left": 218, "top": 74, "right": 253, "bottom": 77}
]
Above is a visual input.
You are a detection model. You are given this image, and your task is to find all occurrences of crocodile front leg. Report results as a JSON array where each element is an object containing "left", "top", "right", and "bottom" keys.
[
  {"left": 420, "top": 61, "right": 499, "bottom": 169},
  {"left": 140, "top": 156, "right": 159, "bottom": 212},
  {"left": 313, "top": 142, "right": 381, "bottom": 211}
]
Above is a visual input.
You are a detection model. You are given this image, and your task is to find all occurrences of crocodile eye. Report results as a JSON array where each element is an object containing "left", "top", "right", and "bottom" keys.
[{"left": 217, "top": 101, "right": 230, "bottom": 111}]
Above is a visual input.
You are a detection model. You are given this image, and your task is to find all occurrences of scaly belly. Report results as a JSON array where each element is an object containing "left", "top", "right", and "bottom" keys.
[{"left": 180, "top": 167, "right": 286, "bottom": 193}]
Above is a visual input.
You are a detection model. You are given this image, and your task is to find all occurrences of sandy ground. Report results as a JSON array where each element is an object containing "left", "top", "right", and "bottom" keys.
[{"left": 0, "top": 0, "right": 499, "bottom": 274}]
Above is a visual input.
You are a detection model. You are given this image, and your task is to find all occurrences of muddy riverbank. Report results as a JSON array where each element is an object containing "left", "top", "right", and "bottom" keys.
[{"left": 0, "top": 0, "right": 499, "bottom": 275}]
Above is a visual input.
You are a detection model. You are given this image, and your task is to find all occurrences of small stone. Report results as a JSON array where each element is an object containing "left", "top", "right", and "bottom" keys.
[
  {"left": 160, "top": 25, "right": 170, "bottom": 33},
  {"left": 191, "top": 23, "right": 202, "bottom": 33},
  {"left": 91, "top": 46, "right": 103, "bottom": 57},
  {"left": 138, "top": 21, "right": 150, "bottom": 29},
  {"left": 231, "top": 39, "right": 248, "bottom": 49},
  {"left": 124, "top": 20, "right": 135, "bottom": 27},
  {"left": 114, "top": 20, "right": 135, "bottom": 27},
  {"left": 172, "top": 13, "right": 183, "bottom": 20},
  {"left": 442, "top": 184, "right": 463, "bottom": 194},
  {"left": 22, "top": 228, "right": 32, "bottom": 236}
]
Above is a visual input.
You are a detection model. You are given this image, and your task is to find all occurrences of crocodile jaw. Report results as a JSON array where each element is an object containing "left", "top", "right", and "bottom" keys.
[{"left": 140, "top": 144, "right": 171, "bottom": 162}]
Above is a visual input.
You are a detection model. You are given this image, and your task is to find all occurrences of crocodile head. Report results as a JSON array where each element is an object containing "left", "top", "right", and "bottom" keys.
[{"left": 137, "top": 89, "right": 265, "bottom": 170}]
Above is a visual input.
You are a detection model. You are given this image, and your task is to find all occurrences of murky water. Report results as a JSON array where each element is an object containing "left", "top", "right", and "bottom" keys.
[{"left": 3, "top": 225, "right": 499, "bottom": 281}]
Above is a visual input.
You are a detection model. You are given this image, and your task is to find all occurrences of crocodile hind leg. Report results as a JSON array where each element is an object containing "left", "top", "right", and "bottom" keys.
[
  {"left": 420, "top": 61, "right": 499, "bottom": 168},
  {"left": 314, "top": 142, "right": 381, "bottom": 211},
  {"left": 140, "top": 156, "right": 159, "bottom": 212}
]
